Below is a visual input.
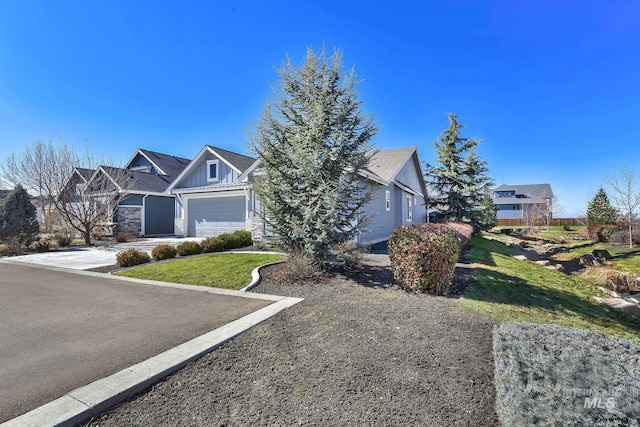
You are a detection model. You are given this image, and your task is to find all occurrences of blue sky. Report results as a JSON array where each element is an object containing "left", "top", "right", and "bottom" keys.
[{"left": 1, "top": 0, "right": 638, "bottom": 216}]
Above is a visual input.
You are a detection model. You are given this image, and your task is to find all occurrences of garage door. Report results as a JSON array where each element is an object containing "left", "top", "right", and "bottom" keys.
[
  {"left": 144, "top": 196, "right": 175, "bottom": 236},
  {"left": 187, "top": 196, "right": 246, "bottom": 237}
]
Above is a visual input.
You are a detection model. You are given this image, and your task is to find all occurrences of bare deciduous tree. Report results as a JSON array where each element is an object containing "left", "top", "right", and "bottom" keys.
[
  {"left": 606, "top": 166, "right": 640, "bottom": 248},
  {"left": 1, "top": 139, "right": 135, "bottom": 245}
]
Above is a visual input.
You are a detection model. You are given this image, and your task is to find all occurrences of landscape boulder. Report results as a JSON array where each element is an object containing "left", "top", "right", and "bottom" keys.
[
  {"left": 579, "top": 254, "right": 600, "bottom": 268},
  {"left": 605, "top": 272, "right": 631, "bottom": 294},
  {"left": 593, "top": 249, "right": 612, "bottom": 261}
]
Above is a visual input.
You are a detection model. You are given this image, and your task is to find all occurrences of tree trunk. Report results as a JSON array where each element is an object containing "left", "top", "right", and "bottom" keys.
[
  {"left": 84, "top": 230, "right": 92, "bottom": 246},
  {"left": 629, "top": 217, "right": 633, "bottom": 248}
]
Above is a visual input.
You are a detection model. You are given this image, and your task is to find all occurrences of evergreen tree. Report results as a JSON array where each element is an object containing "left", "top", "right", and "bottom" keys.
[
  {"left": 586, "top": 187, "right": 617, "bottom": 225},
  {"left": 425, "top": 113, "right": 495, "bottom": 231},
  {"left": 0, "top": 184, "right": 39, "bottom": 243},
  {"left": 250, "top": 47, "right": 377, "bottom": 262},
  {"left": 462, "top": 148, "right": 497, "bottom": 231}
]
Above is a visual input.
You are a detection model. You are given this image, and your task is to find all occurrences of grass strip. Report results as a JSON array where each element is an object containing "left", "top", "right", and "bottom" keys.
[{"left": 117, "top": 253, "right": 285, "bottom": 290}]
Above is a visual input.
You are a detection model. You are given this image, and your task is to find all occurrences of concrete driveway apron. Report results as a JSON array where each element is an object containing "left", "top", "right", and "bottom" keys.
[
  {"left": 8, "top": 237, "right": 207, "bottom": 270},
  {"left": 0, "top": 261, "right": 280, "bottom": 423}
]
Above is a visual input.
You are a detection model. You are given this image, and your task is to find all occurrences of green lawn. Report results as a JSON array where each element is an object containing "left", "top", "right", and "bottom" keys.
[
  {"left": 551, "top": 240, "right": 640, "bottom": 273},
  {"left": 117, "top": 253, "right": 285, "bottom": 290},
  {"left": 462, "top": 234, "right": 640, "bottom": 341}
]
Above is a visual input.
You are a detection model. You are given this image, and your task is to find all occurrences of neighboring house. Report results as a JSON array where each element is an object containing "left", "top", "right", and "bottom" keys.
[
  {"left": 102, "top": 149, "right": 190, "bottom": 236},
  {"left": 492, "top": 183, "right": 554, "bottom": 221},
  {"left": 168, "top": 145, "right": 428, "bottom": 245},
  {"left": 61, "top": 150, "right": 190, "bottom": 236}
]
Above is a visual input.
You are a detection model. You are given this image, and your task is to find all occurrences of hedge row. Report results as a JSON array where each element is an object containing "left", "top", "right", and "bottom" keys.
[
  {"left": 388, "top": 221, "right": 473, "bottom": 295},
  {"left": 115, "top": 230, "right": 253, "bottom": 267}
]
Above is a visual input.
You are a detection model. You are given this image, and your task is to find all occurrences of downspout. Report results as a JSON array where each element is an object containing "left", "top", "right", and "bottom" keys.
[{"left": 142, "top": 194, "right": 149, "bottom": 237}]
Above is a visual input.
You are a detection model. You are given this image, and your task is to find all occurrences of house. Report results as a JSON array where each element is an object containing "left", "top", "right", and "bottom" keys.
[
  {"left": 357, "top": 147, "right": 428, "bottom": 244},
  {"left": 100, "top": 149, "right": 190, "bottom": 235},
  {"left": 167, "top": 145, "right": 428, "bottom": 245},
  {"left": 492, "top": 183, "right": 554, "bottom": 221},
  {"left": 61, "top": 150, "right": 190, "bottom": 236},
  {"left": 166, "top": 145, "right": 259, "bottom": 239}
]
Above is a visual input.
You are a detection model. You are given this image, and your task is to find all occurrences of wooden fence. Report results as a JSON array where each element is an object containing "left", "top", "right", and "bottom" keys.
[{"left": 496, "top": 218, "right": 584, "bottom": 227}]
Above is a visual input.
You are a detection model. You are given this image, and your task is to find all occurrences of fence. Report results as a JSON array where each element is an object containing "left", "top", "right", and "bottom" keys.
[{"left": 496, "top": 218, "right": 585, "bottom": 227}]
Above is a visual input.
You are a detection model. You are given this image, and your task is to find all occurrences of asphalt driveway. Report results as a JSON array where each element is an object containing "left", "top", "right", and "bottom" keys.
[{"left": 0, "top": 261, "right": 289, "bottom": 424}]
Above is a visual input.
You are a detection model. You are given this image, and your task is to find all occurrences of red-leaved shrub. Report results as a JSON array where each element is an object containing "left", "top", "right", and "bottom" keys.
[{"left": 388, "top": 223, "right": 465, "bottom": 295}]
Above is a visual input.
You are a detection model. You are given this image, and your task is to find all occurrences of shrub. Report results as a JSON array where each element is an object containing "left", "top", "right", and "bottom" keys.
[
  {"left": 438, "top": 220, "right": 474, "bottom": 246},
  {"left": 53, "top": 232, "right": 73, "bottom": 247},
  {"left": 116, "top": 248, "right": 151, "bottom": 267},
  {"left": 217, "top": 233, "right": 242, "bottom": 250},
  {"left": 201, "top": 236, "right": 225, "bottom": 253},
  {"left": 176, "top": 240, "right": 203, "bottom": 256},
  {"left": 232, "top": 230, "right": 252, "bottom": 247},
  {"left": 562, "top": 224, "right": 573, "bottom": 231},
  {"left": 29, "top": 238, "right": 52, "bottom": 252},
  {"left": 388, "top": 223, "right": 462, "bottom": 295},
  {"left": 274, "top": 253, "right": 325, "bottom": 285},
  {"left": 586, "top": 224, "right": 618, "bottom": 242},
  {"left": 114, "top": 232, "right": 130, "bottom": 243},
  {"left": 151, "top": 244, "right": 177, "bottom": 261},
  {"left": 2, "top": 236, "right": 23, "bottom": 256}
]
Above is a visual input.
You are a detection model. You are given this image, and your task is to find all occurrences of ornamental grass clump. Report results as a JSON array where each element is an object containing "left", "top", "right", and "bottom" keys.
[{"left": 388, "top": 223, "right": 463, "bottom": 295}]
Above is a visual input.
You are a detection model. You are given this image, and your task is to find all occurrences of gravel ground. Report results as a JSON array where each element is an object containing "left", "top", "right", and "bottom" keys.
[
  {"left": 494, "top": 322, "right": 640, "bottom": 426},
  {"left": 87, "top": 254, "right": 498, "bottom": 426}
]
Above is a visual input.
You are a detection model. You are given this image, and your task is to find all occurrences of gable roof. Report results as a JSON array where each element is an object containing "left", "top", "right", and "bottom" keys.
[
  {"left": 205, "top": 145, "right": 256, "bottom": 173},
  {"left": 166, "top": 145, "right": 257, "bottom": 193},
  {"left": 125, "top": 148, "right": 191, "bottom": 177},
  {"left": 364, "top": 147, "right": 418, "bottom": 183},
  {"left": 98, "top": 166, "right": 175, "bottom": 194},
  {"left": 75, "top": 167, "right": 95, "bottom": 182},
  {"left": 493, "top": 183, "right": 554, "bottom": 200}
]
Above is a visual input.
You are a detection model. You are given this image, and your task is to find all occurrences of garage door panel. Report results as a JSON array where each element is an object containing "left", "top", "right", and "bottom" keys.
[{"left": 188, "top": 196, "right": 246, "bottom": 237}]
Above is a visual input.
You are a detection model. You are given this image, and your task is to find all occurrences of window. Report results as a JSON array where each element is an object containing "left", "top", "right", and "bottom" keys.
[
  {"left": 406, "top": 196, "right": 412, "bottom": 221},
  {"left": 206, "top": 159, "right": 219, "bottom": 182},
  {"left": 385, "top": 190, "right": 390, "bottom": 211}
]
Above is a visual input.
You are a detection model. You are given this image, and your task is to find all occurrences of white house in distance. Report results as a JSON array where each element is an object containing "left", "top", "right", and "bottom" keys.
[
  {"left": 166, "top": 145, "right": 428, "bottom": 245},
  {"left": 492, "top": 183, "right": 554, "bottom": 220}
]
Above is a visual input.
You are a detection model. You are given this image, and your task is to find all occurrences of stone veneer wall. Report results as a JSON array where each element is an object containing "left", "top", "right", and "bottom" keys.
[
  {"left": 246, "top": 217, "right": 264, "bottom": 242},
  {"left": 116, "top": 206, "right": 142, "bottom": 235}
]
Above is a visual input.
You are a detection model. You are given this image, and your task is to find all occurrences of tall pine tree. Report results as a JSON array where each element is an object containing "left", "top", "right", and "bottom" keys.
[
  {"left": 425, "top": 113, "right": 495, "bottom": 231},
  {"left": 0, "top": 184, "right": 39, "bottom": 243},
  {"left": 587, "top": 187, "right": 617, "bottom": 225},
  {"left": 250, "top": 47, "right": 377, "bottom": 262}
]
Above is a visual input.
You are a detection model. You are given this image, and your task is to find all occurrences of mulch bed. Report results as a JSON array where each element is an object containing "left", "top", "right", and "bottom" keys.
[{"left": 87, "top": 255, "right": 499, "bottom": 426}]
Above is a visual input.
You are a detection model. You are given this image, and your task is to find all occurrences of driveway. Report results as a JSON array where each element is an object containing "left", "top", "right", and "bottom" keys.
[
  {"left": 0, "top": 261, "right": 299, "bottom": 424},
  {"left": 8, "top": 237, "right": 205, "bottom": 270}
]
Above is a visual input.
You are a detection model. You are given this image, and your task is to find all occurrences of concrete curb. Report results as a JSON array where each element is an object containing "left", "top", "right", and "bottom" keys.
[
  {"left": 240, "top": 260, "right": 286, "bottom": 292},
  {"left": 1, "top": 296, "right": 303, "bottom": 427}
]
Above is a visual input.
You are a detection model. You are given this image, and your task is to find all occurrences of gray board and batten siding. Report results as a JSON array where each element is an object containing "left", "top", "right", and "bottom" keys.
[{"left": 181, "top": 153, "right": 241, "bottom": 188}]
